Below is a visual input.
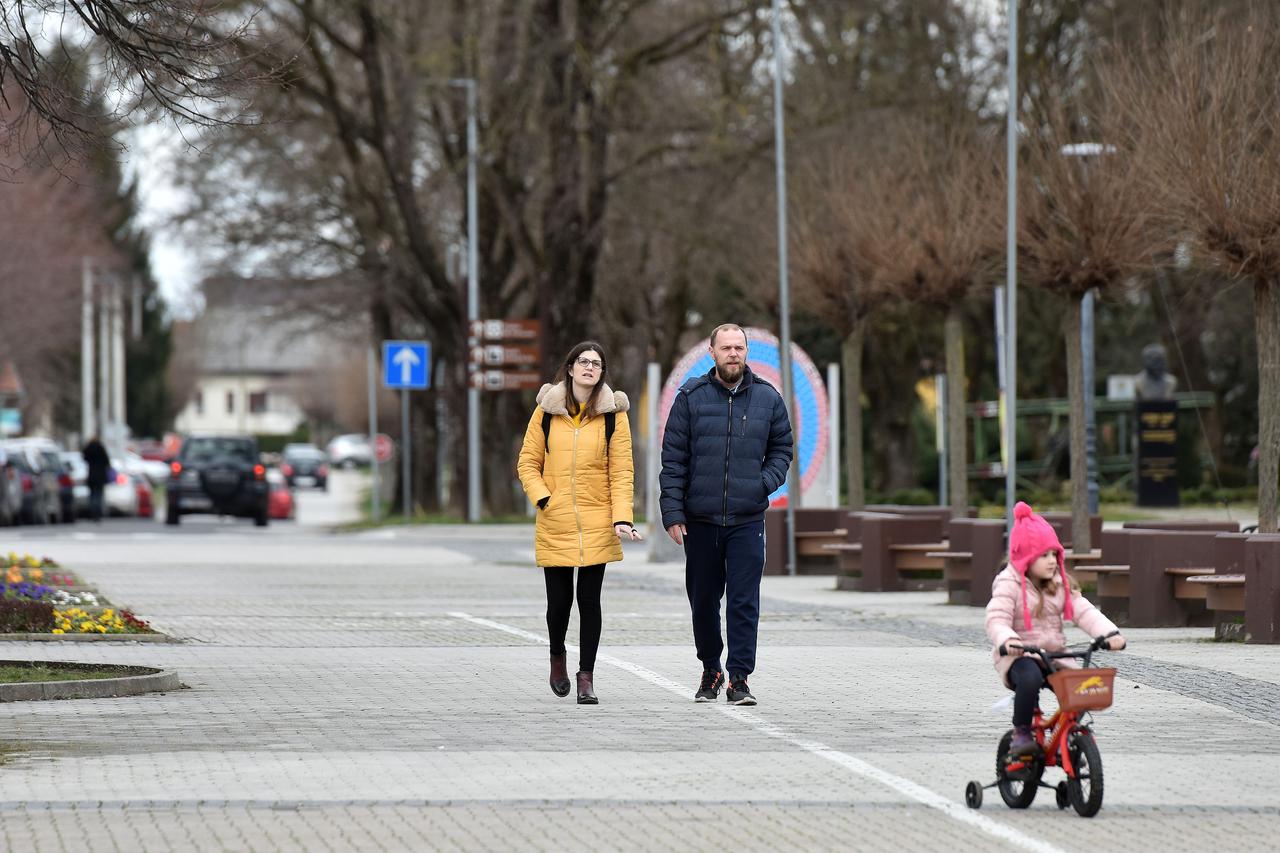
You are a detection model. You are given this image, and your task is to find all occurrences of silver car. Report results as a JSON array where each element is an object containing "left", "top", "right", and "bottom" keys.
[
  {"left": 326, "top": 434, "right": 372, "bottom": 468},
  {"left": 0, "top": 446, "right": 23, "bottom": 526}
]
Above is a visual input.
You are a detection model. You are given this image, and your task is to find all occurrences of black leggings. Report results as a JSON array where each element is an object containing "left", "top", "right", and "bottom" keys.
[
  {"left": 1009, "top": 657, "right": 1048, "bottom": 727},
  {"left": 543, "top": 565, "right": 605, "bottom": 672}
]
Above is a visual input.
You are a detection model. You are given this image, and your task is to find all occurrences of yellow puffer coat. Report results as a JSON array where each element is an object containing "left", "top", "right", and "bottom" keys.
[{"left": 517, "top": 382, "right": 634, "bottom": 567}]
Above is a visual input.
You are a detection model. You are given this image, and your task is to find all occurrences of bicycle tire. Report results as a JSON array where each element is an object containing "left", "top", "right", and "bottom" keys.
[
  {"left": 1067, "top": 728, "right": 1104, "bottom": 817},
  {"left": 996, "top": 729, "right": 1042, "bottom": 808}
]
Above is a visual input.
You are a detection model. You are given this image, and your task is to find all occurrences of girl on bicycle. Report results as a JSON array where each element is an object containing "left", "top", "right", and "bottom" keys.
[{"left": 986, "top": 502, "right": 1126, "bottom": 758}]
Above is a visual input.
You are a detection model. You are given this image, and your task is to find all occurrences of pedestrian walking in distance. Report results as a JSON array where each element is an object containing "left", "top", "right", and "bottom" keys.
[
  {"left": 517, "top": 341, "right": 641, "bottom": 705},
  {"left": 81, "top": 435, "right": 110, "bottom": 523},
  {"left": 659, "top": 324, "right": 793, "bottom": 705},
  {"left": 986, "top": 502, "right": 1126, "bottom": 759}
]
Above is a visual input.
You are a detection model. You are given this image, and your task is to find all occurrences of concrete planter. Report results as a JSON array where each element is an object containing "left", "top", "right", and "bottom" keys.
[{"left": 0, "top": 661, "right": 182, "bottom": 702}]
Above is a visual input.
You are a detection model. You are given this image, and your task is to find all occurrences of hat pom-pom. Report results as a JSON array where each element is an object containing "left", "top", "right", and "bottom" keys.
[{"left": 1014, "top": 501, "right": 1034, "bottom": 521}]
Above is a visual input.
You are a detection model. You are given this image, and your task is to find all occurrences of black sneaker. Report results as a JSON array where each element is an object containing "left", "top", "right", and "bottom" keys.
[
  {"left": 694, "top": 669, "right": 724, "bottom": 702},
  {"left": 726, "top": 677, "right": 756, "bottom": 706}
]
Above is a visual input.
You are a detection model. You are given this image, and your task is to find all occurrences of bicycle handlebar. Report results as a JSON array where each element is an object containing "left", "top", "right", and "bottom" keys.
[{"left": 999, "top": 632, "right": 1120, "bottom": 668}]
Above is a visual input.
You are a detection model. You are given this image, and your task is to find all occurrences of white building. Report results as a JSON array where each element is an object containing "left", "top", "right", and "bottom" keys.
[{"left": 173, "top": 278, "right": 342, "bottom": 437}]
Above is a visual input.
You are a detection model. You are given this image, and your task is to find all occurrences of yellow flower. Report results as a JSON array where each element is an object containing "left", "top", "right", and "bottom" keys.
[
  {"left": 51, "top": 628, "right": 64, "bottom": 635},
  {"left": 29, "top": 569, "right": 43, "bottom": 582},
  {"left": 5, "top": 569, "right": 21, "bottom": 584}
]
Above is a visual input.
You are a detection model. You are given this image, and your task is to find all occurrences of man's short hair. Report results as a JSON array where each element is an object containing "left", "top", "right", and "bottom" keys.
[{"left": 709, "top": 324, "right": 747, "bottom": 348}]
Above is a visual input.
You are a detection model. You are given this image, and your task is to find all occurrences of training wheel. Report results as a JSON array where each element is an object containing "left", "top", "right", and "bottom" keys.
[
  {"left": 965, "top": 780, "right": 983, "bottom": 809},
  {"left": 1056, "top": 781, "right": 1069, "bottom": 810}
]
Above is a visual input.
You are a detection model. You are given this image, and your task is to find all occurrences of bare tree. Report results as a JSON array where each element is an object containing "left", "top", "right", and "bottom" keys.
[
  {"left": 793, "top": 138, "right": 909, "bottom": 508},
  {"left": 0, "top": 1, "right": 268, "bottom": 162},
  {"left": 1017, "top": 99, "right": 1164, "bottom": 551},
  {"left": 874, "top": 121, "right": 1002, "bottom": 516},
  {"left": 1102, "top": 3, "right": 1280, "bottom": 532}
]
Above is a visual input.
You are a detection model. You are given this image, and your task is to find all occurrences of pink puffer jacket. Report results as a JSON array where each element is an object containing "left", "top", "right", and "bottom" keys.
[{"left": 985, "top": 566, "right": 1118, "bottom": 687}]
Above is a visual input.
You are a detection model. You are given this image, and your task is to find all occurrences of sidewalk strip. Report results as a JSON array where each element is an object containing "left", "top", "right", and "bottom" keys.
[{"left": 448, "top": 611, "right": 1066, "bottom": 853}]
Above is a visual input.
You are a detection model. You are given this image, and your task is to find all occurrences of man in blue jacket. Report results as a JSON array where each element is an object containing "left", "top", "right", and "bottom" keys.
[{"left": 660, "top": 324, "right": 794, "bottom": 705}]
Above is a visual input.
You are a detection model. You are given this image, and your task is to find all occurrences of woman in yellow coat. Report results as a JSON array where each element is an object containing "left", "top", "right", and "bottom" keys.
[{"left": 517, "top": 340, "right": 641, "bottom": 705}]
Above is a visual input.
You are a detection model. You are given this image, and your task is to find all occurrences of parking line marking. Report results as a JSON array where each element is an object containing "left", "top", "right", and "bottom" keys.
[{"left": 449, "top": 611, "right": 1065, "bottom": 853}]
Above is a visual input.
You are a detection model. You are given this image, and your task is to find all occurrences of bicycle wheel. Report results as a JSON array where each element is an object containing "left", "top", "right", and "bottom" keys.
[
  {"left": 996, "top": 729, "right": 1042, "bottom": 808},
  {"left": 1066, "top": 728, "right": 1104, "bottom": 817}
]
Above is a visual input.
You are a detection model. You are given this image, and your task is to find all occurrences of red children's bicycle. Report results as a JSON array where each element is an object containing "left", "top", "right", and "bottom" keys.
[{"left": 965, "top": 636, "right": 1117, "bottom": 818}]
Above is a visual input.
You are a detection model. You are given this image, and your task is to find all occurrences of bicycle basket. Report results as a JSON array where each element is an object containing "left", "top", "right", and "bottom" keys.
[{"left": 1047, "top": 667, "right": 1116, "bottom": 713}]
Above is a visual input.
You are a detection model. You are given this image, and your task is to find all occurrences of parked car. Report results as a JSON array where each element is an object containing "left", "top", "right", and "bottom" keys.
[
  {"left": 0, "top": 441, "right": 62, "bottom": 524},
  {"left": 105, "top": 460, "right": 145, "bottom": 517},
  {"left": 166, "top": 434, "right": 269, "bottom": 526},
  {"left": 60, "top": 452, "right": 91, "bottom": 517},
  {"left": 8, "top": 438, "right": 73, "bottom": 524},
  {"left": 281, "top": 444, "right": 329, "bottom": 490},
  {"left": 121, "top": 449, "right": 170, "bottom": 485},
  {"left": 0, "top": 446, "right": 22, "bottom": 526},
  {"left": 266, "top": 467, "right": 295, "bottom": 520},
  {"left": 326, "top": 434, "right": 372, "bottom": 468}
]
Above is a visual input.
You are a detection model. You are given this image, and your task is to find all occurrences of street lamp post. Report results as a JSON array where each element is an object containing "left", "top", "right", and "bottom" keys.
[
  {"left": 454, "top": 78, "right": 482, "bottom": 524},
  {"left": 1005, "top": 0, "right": 1019, "bottom": 529},
  {"left": 771, "top": 0, "right": 797, "bottom": 576}
]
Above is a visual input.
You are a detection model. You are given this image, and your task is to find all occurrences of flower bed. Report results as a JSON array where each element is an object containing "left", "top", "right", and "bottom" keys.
[{"left": 0, "top": 553, "right": 154, "bottom": 636}]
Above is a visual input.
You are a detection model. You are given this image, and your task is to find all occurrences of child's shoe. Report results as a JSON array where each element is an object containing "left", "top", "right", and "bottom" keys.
[{"left": 1008, "top": 725, "right": 1041, "bottom": 758}]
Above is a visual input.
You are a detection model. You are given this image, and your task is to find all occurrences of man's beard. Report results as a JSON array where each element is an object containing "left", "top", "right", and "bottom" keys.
[{"left": 716, "top": 362, "right": 743, "bottom": 383}]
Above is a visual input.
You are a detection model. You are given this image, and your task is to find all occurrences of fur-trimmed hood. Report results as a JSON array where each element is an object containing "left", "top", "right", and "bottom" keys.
[{"left": 535, "top": 382, "right": 630, "bottom": 416}]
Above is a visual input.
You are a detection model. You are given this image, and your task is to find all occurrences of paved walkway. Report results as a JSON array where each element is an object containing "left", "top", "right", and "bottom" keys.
[{"left": 0, "top": 522, "right": 1276, "bottom": 852}]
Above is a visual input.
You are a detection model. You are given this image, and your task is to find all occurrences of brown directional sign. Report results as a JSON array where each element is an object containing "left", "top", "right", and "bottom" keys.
[
  {"left": 470, "top": 369, "right": 543, "bottom": 391},
  {"left": 469, "top": 319, "right": 540, "bottom": 342},
  {"left": 469, "top": 344, "right": 541, "bottom": 367}
]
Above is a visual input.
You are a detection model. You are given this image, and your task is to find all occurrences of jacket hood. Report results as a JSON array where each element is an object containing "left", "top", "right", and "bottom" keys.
[{"left": 536, "top": 382, "right": 630, "bottom": 416}]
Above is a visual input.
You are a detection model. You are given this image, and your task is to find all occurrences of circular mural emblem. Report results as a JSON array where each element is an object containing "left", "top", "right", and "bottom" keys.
[{"left": 659, "top": 328, "right": 829, "bottom": 505}]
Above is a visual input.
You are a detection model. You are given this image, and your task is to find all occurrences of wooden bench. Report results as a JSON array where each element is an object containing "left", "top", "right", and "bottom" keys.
[
  {"left": 796, "top": 529, "right": 848, "bottom": 557},
  {"left": 1191, "top": 534, "right": 1280, "bottom": 643},
  {"left": 764, "top": 507, "right": 851, "bottom": 575},
  {"left": 1166, "top": 567, "right": 1216, "bottom": 601},
  {"left": 1186, "top": 574, "right": 1245, "bottom": 611},
  {"left": 833, "top": 513, "right": 949, "bottom": 592}
]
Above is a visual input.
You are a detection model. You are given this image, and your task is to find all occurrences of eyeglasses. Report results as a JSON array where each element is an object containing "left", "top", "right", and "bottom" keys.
[{"left": 575, "top": 357, "right": 602, "bottom": 369}]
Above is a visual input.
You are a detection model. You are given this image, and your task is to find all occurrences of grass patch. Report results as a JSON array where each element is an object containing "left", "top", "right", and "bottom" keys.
[{"left": 0, "top": 665, "right": 123, "bottom": 684}]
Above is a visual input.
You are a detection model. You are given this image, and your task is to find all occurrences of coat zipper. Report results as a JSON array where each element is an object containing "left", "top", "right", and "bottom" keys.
[
  {"left": 722, "top": 392, "right": 734, "bottom": 525},
  {"left": 571, "top": 421, "right": 584, "bottom": 563}
]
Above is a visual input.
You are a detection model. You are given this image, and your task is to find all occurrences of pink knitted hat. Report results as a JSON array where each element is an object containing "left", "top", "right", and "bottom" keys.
[{"left": 1008, "top": 501, "right": 1073, "bottom": 630}]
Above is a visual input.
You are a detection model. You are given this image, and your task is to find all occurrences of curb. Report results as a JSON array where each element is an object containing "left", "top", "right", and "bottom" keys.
[
  {"left": 0, "top": 662, "right": 182, "bottom": 702},
  {"left": 0, "top": 633, "right": 180, "bottom": 643}
]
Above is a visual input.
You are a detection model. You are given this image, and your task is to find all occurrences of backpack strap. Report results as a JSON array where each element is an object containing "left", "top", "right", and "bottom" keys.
[{"left": 544, "top": 409, "right": 616, "bottom": 456}]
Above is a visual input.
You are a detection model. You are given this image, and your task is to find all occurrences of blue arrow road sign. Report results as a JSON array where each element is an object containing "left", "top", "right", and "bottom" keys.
[{"left": 383, "top": 341, "right": 430, "bottom": 389}]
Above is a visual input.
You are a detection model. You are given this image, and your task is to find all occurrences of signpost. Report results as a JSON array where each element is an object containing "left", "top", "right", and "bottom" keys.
[{"left": 383, "top": 341, "right": 430, "bottom": 517}]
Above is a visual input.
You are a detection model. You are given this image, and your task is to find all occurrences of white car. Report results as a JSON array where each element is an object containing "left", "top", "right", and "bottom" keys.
[
  {"left": 326, "top": 434, "right": 372, "bottom": 468},
  {"left": 122, "top": 450, "right": 170, "bottom": 485}
]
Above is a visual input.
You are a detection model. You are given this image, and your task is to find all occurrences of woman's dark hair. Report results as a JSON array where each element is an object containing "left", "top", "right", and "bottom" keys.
[{"left": 554, "top": 340, "right": 608, "bottom": 417}]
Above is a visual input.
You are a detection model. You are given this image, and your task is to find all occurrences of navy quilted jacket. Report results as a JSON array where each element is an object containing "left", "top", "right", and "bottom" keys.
[{"left": 660, "top": 366, "right": 794, "bottom": 528}]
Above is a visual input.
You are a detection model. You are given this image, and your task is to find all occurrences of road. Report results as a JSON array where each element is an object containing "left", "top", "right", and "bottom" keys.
[{"left": 0, "top": 471, "right": 1277, "bottom": 851}]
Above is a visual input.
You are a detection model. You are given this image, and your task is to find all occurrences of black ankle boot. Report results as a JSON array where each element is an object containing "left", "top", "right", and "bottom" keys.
[
  {"left": 576, "top": 671, "right": 598, "bottom": 704},
  {"left": 549, "top": 652, "right": 571, "bottom": 697}
]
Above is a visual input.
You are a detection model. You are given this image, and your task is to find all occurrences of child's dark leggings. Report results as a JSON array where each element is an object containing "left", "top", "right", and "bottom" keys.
[
  {"left": 543, "top": 565, "right": 605, "bottom": 672},
  {"left": 1009, "top": 657, "right": 1047, "bottom": 727}
]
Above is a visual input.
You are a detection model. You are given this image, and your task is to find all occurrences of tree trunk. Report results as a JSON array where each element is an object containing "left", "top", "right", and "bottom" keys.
[
  {"left": 1063, "top": 295, "right": 1091, "bottom": 553},
  {"left": 842, "top": 321, "right": 865, "bottom": 510},
  {"left": 944, "top": 303, "right": 968, "bottom": 517},
  {"left": 1255, "top": 277, "right": 1280, "bottom": 533}
]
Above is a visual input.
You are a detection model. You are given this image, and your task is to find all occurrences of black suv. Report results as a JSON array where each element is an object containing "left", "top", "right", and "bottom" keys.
[{"left": 166, "top": 435, "right": 269, "bottom": 526}]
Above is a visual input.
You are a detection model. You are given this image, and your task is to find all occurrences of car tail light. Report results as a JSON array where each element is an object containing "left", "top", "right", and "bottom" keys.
[
  {"left": 116, "top": 472, "right": 129, "bottom": 486},
  {"left": 170, "top": 461, "right": 182, "bottom": 476},
  {"left": 58, "top": 473, "right": 72, "bottom": 488},
  {"left": 318, "top": 465, "right": 328, "bottom": 476},
  {"left": 20, "top": 473, "right": 33, "bottom": 493},
  {"left": 282, "top": 464, "right": 293, "bottom": 477},
  {"left": 253, "top": 464, "right": 265, "bottom": 480}
]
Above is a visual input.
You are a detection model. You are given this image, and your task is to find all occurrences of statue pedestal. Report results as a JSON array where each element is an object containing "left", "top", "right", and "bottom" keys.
[{"left": 1136, "top": 400, "right": 1179, "bottom": 507}]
